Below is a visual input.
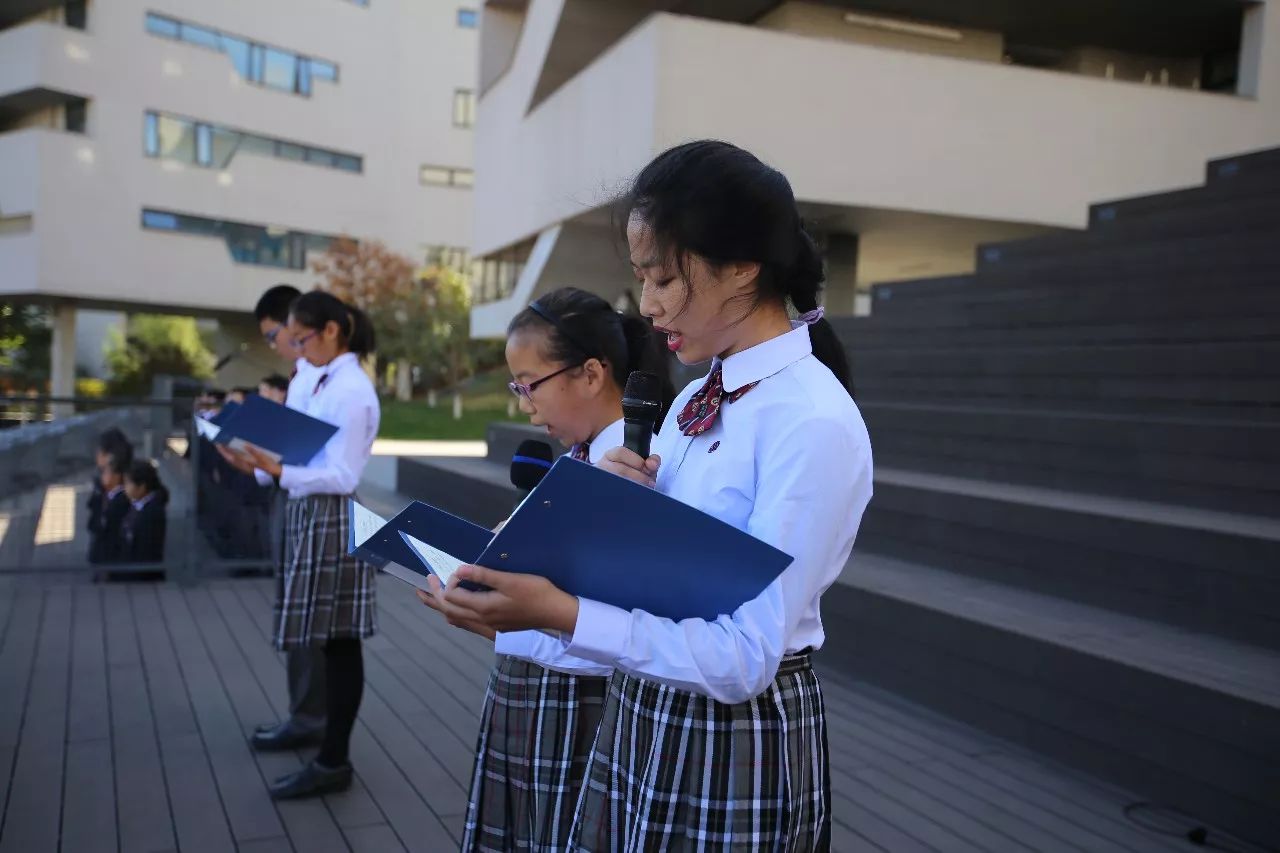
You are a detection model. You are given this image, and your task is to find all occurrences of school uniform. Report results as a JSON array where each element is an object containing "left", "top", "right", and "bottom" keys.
[
  {"left": 88, "top": 485, "right": 130, "bottom": 564},
  {"left": 123, "top": 491, "right": 167, "bottom": 562},
  {"left": 274, "top": 352, "right": 380, "bottom": 652},
  {"left": 462, "top": 418, "right": 623, "bottom": 853},
  {"left": 554, "top": 323, "right": 873, "bottom": 850}
]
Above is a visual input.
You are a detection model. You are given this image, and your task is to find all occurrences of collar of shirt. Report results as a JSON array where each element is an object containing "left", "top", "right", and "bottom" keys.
[
  {"left": 131, "top": 492, "right": 157, "bottom": 512},
  {"left": 587, "top": 418, "right": 625, "bottom": 464},
  {"left": 718, "top": 323, "right": 813, "bottom": 394},
  {"left": 106, "top": 485, "right": 125, "bottom": 500}
]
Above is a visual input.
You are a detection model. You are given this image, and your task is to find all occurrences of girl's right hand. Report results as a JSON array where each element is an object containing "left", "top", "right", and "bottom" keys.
[{"left": 598, "top": 448, "right": 660, "bottom": 488}]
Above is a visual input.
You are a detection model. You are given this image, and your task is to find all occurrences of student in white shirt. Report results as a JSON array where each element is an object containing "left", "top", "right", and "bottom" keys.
[
  {"left": 222, "top": 290, "right": 381, "bottom": 800},
  {"left": 438, "top": 141, "right": 874, "bottom": 850},
  {"left": 247, "top": 284, "right": 328, "bottom": 753},
  {"left": 418, "top": 286, "right": 674, "bottom": 851}
]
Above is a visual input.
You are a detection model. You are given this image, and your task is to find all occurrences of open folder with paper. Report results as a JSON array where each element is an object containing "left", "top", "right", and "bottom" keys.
[
  {"left": 348, "top": 498, "right": 493, "bottom": 592},
  {"left": 351, "top": 457, "right": 794, "bottom": 622}
]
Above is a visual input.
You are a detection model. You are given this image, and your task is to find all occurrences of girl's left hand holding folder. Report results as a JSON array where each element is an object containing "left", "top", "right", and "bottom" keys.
[
  {"left": 442, "top": 564, "right": 579, "bottom": 635},
  {"left": 415, "top": 577, "right": 497, "bottom": 640}
]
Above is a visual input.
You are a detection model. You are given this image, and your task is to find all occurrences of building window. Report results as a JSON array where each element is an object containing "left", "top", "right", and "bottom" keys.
[
  {"left": 453, "top": 89, "right": 476, "bottom": 128},
  {"left": 472, "top": 238, "right": 534, "bottom": 304},
  {"left": 419, "top": 165, "right": 473, "bottom": 187},
  {"left": 141, "top": 208, "right": 343, "bottom": 270},
  {"left": 144, "top": 110, "right": 362, "bottom": 173},
  {"left": 64, "top": 98, "right": 87, "bottom": 134},
  {"left": 144, "top": 13, "right": 339, "bottom": 97},
  {"left": 457, "top": 8, "right": 478, "bottom": 28},
  {"left": 64, "top": 0, "right": 87, "bottom": 30},
  {"left": 424, "top": 245, "right": 471, "bottom": 273}
]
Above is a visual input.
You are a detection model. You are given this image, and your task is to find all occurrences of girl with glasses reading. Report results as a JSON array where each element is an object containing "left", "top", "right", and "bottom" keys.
[
  {"left": 220, "top": 290, "right": 381, "bottom": 801},
  {"left": 436, "top": 141, "right": 874, "bottom": 850},
  {"left": 418, "top": 286, "right": 672, "bottom": 852}
]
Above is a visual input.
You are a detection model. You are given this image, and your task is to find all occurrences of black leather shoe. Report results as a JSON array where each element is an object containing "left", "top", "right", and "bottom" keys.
[
  {"left": 269, "top": 761, "right": 353, "bottom": 800},
  {"left": 250, "top": 720, "right": 324, "bottom": 752}
]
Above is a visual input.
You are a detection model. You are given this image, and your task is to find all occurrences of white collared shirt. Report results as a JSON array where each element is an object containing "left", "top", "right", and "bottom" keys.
[
  {"left": 131, "top": 491, "right": 158, "bottom": 512},
  {"left": 563, "top": 324, "right": 874, "bottom": 703},
  {"left": 493, "top": 417, "right": 625, "bottom": 677},
  {"left": 277, "top": 352, "right": 380, "bottom": 499}
]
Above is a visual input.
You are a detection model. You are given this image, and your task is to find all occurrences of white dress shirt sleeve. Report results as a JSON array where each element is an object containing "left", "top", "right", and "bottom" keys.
[
  {"left": 565, "top": 415, "right": 872, "bottom": 703},
  {"left": 277, "top": 396, "right": 376, "bottom": 496}
]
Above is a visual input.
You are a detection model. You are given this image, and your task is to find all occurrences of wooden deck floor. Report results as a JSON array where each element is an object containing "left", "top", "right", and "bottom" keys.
[{"left": 0, "top": 569, "right": 1209, "bottom": 853}]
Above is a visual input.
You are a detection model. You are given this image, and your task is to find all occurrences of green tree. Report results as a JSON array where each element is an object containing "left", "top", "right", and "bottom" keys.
[
  {"left": 312, "top": 239, "right": 503, "bottom": 395},
  {"left": 104, "top": 314, "right": 214, "bottom": 395},
  {"left": 0, "top": 303, "right": 52, "bottom": 392}
]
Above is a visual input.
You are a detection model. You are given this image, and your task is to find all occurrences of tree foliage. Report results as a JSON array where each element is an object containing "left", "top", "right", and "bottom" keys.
[{"left": 104, "top": 314, "right": 214, "bottom": 396}]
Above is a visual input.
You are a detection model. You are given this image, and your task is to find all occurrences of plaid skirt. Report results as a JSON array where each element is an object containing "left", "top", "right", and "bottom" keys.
[
  {"left": 462, "top": 655, "right": 608, "bottom": 852},
  {"left": 273, "top": 494, "right": 377, "bottom": 651},
  {"left": 570, "top": 655, "right": 829, "bottom": 852}
]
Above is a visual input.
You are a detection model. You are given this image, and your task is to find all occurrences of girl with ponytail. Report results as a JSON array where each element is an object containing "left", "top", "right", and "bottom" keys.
[
  {"left": 219, "top": 289, "right": 381, "bottom": 801},
  {"left": 435, "top": 141, "right": 873, "bottom": 850},
  {"left": 417, "top": 285, "right": 674, "bottom": 851}
]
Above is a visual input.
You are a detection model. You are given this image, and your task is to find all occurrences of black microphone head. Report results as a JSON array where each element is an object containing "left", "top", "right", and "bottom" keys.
[
  {"left": 622, "top": 371, "right": 661, "bottom": 423},
  {"left": 510, "top": 439, "right": 554, "bottom": 491}
]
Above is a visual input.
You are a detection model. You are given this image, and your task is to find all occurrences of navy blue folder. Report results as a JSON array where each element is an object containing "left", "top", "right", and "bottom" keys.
[
  {"left": 212, "top": 394, "right": 337, "bottom": 466},
  {"left": 208, "top": 401, "right": 240, "bottom": 426},
  {"left": 475, "top": 458, "right": 794, "bottom": 622},
  {"left": 349, "top": 499, "right": 493, "bottom": 584}
]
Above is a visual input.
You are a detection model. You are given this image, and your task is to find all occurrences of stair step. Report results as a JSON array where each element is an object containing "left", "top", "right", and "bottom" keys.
[
  {"left": 822, "top": 554, "right": 1280, "bottom": 843},
  {"left": 1208, "top": 146, "right": 1280, "bottom": 185},
  {"left": 1088, "top": 179, "right": 1280, "bottom": 228}
]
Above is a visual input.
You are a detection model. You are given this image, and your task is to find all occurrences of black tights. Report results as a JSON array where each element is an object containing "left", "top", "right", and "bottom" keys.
[{"left": 316, "top": 638, "right": 364, "bottom": 768}]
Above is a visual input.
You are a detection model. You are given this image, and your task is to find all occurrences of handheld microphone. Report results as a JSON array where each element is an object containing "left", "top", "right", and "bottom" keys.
[
  {"left": 510, "top": 439, "right": 554, "bottom": 492},
  {"left": 622, "top": 371, "right": 662, "bottom": 459}
]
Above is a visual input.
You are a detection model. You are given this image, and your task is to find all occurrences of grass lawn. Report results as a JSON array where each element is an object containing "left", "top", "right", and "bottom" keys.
[{"left": 378, "top": 371, "right": 524, "bottom": 440}]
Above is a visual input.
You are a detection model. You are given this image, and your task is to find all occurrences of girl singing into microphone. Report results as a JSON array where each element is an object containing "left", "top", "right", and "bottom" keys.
[
  {"left": 221, "top": 290, "right": 381, "bottom": 801},
  {"left": 418, "top": 286, "right": 672, "bottom": 852},
  {"left": 438, "top": 141, "right": 873, "bottom": 850}
]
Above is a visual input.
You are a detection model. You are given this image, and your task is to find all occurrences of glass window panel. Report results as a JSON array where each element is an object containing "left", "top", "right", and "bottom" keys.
[
  {"left": 237, "top": 134, "right": 275, "bottom": 159},
  {"left": 145, "top": 13, "right": 180, "bottom": 38},
  {"left": 221, "top": 35, "right": 252, "bottom": 79},
  {"left": 65, "top": 1, "right": 87, "bottom": 30},
  {"left": 333, "top": 154, "right": 362, "bottom": 172},
  {"left": 195, "top": 124, "right": 212, "bottom": 166},
  {"left": 277, "top": 141, "right": 306, "bottom": 161},
  {"left": 310, "top": 59, "right": 338, "bottom": 82},
  {"left": 180, "top": 23, "right": 220, "bottom": 51},
  {"left": 144, "top": 112, "right": 158, "bottom": 156},
  {"left": 155, "top": 114, "right": 195, "bottom": 163},
  {"left": 457, "top": 8, "right": 478, "bottom": 28},
  {"left": 141, "top": 210, "right": 178, "bottom": 230},
  {"left": 249, "top": 44, "right": 265, "bottom": 83},
  {"left": 453, "top": 169, "right": 474, "bottom": 187},
  {"left": 304, "top": 233, "right": 334, "bottom": 255},
  {"left": 262, "top": 48, "right": 298, "bottom": 91},
  {"left": 305, "top": 148, "right": 336, "bottom": 167},
  {"left": 420, "top": 166, "right": 451, "bottom": 185},
  {"left": 452, "top": 90, "right": 474, "bottom": 127},
  {"left": 297, "top": 58, "right": 312, "bottom": 95},
  {"left": 209, "top": 126, "right": 240, "bottom": 169}
]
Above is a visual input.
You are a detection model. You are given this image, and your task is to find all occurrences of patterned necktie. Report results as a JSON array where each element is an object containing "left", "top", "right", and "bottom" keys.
[
  {"left": 676, "top": 365, "right": 758, "bottom": 436},
  {"left": 570, "top": 442, "right": 590, "bottom": 462}
]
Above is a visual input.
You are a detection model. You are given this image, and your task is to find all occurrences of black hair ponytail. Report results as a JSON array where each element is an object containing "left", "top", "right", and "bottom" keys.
[
  {"left": 290, "top": 290, "right": 376, "bottom": 357},
  {"left": 620, "top": 139, "right": 853, "bottom": 397},
  {"left": 126, "top": 459, "right": 170, "bottom": 508},
  {"left": 509, "top": 287, "right": 677, "bottom": 425}
]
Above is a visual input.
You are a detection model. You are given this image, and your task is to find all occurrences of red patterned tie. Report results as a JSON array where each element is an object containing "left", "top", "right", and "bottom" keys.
[
  {"left": 676, "top": 365, "right": 758, "bottom": 436},
  {"left": 570, "top": 442, "right": 590, "bottom": 462}
]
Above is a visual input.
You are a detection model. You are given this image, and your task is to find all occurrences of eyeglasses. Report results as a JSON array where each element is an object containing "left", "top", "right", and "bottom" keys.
[
  {"left": 508, "top": 362, "right": 584, "bottom": 401},
  {"left": 290, "top": 331, "right": 318, "bottom": 350},
  {"left": 262, "top": 325, "right": 283, "bottom": 345}
]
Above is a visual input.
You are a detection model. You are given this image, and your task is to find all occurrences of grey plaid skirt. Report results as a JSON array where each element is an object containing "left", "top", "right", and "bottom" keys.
[
  {"left": 570, "top": 655, "right": 830, "bottom": 852},
  {"left": 462, "top": 655, "right": 608, "bottom": 852},
  {"left": 273, "top": 494, "right": 377, "bottom": 651}
]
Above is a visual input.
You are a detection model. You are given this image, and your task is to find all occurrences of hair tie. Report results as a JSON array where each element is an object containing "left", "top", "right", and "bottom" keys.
[{"left": 797, "top": 306, "right": 825, "bottom": 325}]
